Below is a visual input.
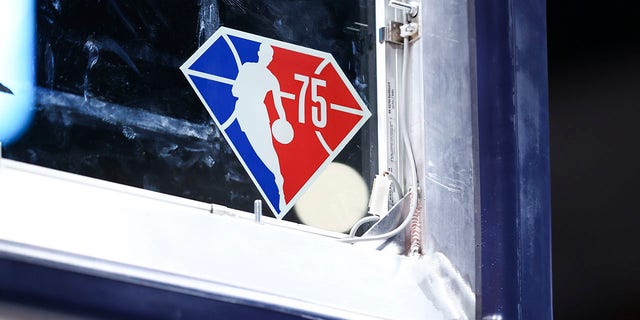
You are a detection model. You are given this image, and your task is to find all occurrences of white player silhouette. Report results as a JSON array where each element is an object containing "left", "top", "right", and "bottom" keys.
[{"left": 227, "top": 43, "right": 293, "bottom": 212}]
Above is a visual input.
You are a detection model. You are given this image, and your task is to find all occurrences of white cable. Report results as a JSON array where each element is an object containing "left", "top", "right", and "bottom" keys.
[
  {"left": 385, "top": 170, "right": 404, "bottom": 202},
  {"left": 340, "top": 30, "right": 418, "bottom": 243},
  {"left": 349, "top": 215, "right": 381, "bottom": 237}
]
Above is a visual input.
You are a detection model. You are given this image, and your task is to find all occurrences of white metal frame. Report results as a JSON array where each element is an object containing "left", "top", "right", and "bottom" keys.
[{"left": 0, "top": 158, "right": 444, "bottom": 319}]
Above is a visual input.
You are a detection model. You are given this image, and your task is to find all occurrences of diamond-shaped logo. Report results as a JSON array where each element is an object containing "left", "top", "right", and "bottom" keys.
[{"left": 181, "top": 27, "right": 371, "bottom": 219}]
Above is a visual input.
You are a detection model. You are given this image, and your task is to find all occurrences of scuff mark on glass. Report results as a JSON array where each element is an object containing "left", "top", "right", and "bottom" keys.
[
  {"left": 37, "top": 88, "right": 219, "bottom": 141},
  {"left": 153, "top": 143, "right": 220, "bottom": 169},
  {"left": 225, "top": 167, "right": 246, "bottom": 183},
  {"left": 108, "top": 0, "right": 139, "bottom": 37},
  {"left": 51, "top": 0, "right": 61, "bottom": 12},
  {"left": 97, "top": 37, "right": 141, "bottom": 75},
  {"left": 26, "top": 149, "right": 38, "bottom": 163},
  {"left": 122, "top": 125, "right": 137, "bottom": 139},
  {"left": 33, "top": 87, "right": 239, "bottom": 199},
  {"left": 203, "top": 155, "right": 215, "bottom": 167},
  {"left": 221, "top": 0, "right": 247, "bottom": 14},
  {"left": 271, "top": 17, "right": 294, "bottom": 41},
  {"left": 83, "top": 39, "right": 100, "bottom": 102},
  {"left": 354, "top": 75, "right": 367, "bottom": 91},
  {"left": 40, "top": 0, "right": 60, "bottom": 24},
  {"left": 143, "top": 174, "right": 162, "bottom": 192},
  {"left": 229, "top": 190, "right": 250, "bottom": 202},
  {"left": 198, "top": 0, "right": 220, "bottom": 46},
  {"left": 163, "top": 146, "right": 202, "bottom": 168},
  {"left": 130, "top": 42, "right": 183, "bottom": 68},
  {"left": 44, "top": 41, "right": 55, "bottom": 88},
  {"left": 159, "top": 144, "right": 179, "bottom": 158}
]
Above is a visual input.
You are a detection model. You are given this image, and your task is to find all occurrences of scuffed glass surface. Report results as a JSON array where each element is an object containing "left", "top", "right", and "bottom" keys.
[{"left": 4, "top": 0, "right": 377, "bottom": 228}]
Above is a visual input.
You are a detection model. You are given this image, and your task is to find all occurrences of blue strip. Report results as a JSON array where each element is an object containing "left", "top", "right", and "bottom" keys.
[
  {"left": 0, "top": 256, "right": 334, "bottom": 319},
  {"left": 475, "top": 0, "right": 553, "bottom": 318}
]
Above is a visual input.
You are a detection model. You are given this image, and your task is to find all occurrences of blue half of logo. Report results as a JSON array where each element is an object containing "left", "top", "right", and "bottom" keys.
[{"left": 185, "top": 35, "right": 283, "bottom": 213}]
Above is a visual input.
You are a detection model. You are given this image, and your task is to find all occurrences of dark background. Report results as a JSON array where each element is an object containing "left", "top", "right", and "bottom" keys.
[{"left": 547, "top": 1, "right": 640, "bottom": 319}]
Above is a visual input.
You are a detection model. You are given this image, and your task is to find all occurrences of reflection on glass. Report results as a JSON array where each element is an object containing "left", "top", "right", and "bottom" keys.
[{"left": 0, "top": 0, "right": 35, "bottom": 144}]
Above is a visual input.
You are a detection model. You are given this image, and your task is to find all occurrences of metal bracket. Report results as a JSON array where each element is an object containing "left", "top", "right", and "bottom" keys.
[{"left": 381, "top": 21, "right": 420, "bottom": 45}]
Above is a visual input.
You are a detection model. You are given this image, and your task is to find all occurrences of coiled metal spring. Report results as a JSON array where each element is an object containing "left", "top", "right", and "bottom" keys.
[{"left": 408, "top": 200, "right": 423, "bottom": 256}]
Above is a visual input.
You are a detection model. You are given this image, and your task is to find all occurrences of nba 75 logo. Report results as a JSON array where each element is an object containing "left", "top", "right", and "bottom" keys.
[{"left": 181, "top": 27, "right": 371, "bottom": 219}]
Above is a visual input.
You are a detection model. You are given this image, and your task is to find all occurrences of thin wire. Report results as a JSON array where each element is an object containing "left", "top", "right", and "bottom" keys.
[
  {"left": 385, "top": 170, "right": 404, "bottom": 201},
  {"left": 349, "top": 215, "right": 381, "bottom": 237},
  {"left": 340, "top": 31, "right": 418, "bottom": 243}
]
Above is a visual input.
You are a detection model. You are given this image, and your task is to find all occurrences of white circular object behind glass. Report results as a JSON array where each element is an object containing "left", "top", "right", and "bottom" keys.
[{"left": 295, "top": 162, "right": 368, "bottom": 232}]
